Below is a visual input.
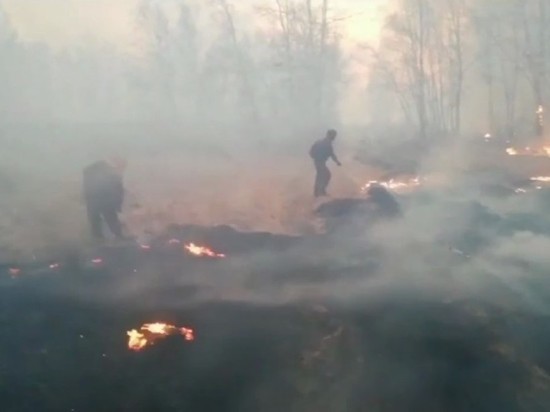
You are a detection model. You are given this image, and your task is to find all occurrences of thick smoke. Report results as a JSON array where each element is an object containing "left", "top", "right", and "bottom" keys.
[
  {"left": 1, "top": 0, "right": 550, "bottom": 319},
  {"left": 4, "top": 4, "right": 550, "bottom": 410}
]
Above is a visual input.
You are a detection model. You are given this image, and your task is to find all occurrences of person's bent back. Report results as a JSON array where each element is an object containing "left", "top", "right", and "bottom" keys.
[{"left": 83, "top": 161, "right": 123, "bottom": 208}]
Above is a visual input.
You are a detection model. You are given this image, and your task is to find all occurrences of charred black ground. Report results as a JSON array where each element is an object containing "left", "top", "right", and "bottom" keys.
[{"left": 2, "top": 189, "right": 550, "bottom": 412}]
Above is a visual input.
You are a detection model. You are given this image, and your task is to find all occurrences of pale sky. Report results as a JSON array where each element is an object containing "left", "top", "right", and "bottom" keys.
[
  {"left": 0, "top": 0, "right": 391, "bottom": 125},
  {"left": 1, "top": 0, "right": 389, "bottom": 51}
]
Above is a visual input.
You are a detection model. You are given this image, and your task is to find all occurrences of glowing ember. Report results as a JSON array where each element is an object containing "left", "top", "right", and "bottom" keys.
[
  {"left": 49, "top": 263, "right": 60, "bottom": 270},
  {"left": 91, "top": 258, "right": 103, "bottom": 265},
  {"left": 8, "top": 268, "right": 21, "bottom": 277},
  {"left": 139, "top": 244, "right": 151, "bottom": 251},
  {"left": 180, "top": 327, "right": 194, "bottom": 341},
  {"left": 530, "top": 176, "right": 550, "bottom": 183},
  {"left": 514, "top": 176, "right": 550, "bottom": 193},
  {"left": 505, "top": 146, "right": 550, "bottom": 157},
  {"left": 167, "top": 238, "right": 181, "bottom": 245},
  {"left": 537, "top": 105, "right": 544, "bottom": 128},
  {"left": 127, "top": 329, "right": 148, "bottom": 351},
  {"left": 127, "top": 322, "right": 195, "bottom": 351},
  {"left": 184, "top": 242, "right": 225, "bottom": 258},
  {"left": 361, "top": 177, "right": 421, "bottom": 193}
]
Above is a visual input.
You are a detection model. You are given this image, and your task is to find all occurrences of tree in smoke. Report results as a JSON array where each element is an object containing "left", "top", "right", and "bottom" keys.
[
  {"left": 518, "top": 0, "right": 550, "bottom": 138},
  {"left": 214, "top": 0, "right": 261, "bottom": 132},
  {"left": 171, "top": 1, "right": 202, "bottom": 120},
  {"left": 0, "top": 6, "right": 20, "bottom": 122},
  {"left": 256, "top": 0, "right": 344, "bottom": 135},
  {"left": 0, "top": 7, "right": 72, "bottom": 124},
  {"left": 369, "top": 0, "right": 469, "bottom": 139},
  {"left": 137, "top": 0, "right": 179, "bottom": 120},
  {"left": 472, "top": 0, "right": 539, "bottom": 141},
  {"left": 472, "top": 6, "right": 497, "bottom": 137},
  {"left": 132, "top": 0, "right": 344, "bottom": 137}
]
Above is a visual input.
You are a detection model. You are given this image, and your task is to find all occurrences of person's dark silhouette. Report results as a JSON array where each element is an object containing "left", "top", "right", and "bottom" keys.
[
  {"left": 83, "top": 158, "right": 126, "bottom": 241},
  {"left": 309, "top": 129, "right": 341, "bottom": 197}
]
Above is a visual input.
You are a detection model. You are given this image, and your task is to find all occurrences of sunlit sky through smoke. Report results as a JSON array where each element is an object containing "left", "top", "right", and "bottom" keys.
[
  {"left": 2, "top": 0, "right": 389, "bottom": 50},
  {"left": 1, "top": 0, "right": 391, "bottom": 125}
]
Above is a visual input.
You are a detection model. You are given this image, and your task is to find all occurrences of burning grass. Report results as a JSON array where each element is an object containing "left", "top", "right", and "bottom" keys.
[
  {"left": 505, "top": 146, "right": 550, "bottom": 157},
  {"left": 184, "top": 242, "right": 225, "bottom": 258},
  {"left": 3, "top": 139, "right": 550, "bottom": 410},
  {"left": 2, "top": 199, "right": 550, "bottom": 410},
  {"left": 360, "top": 176, "right": 422, "bottom": 194},
  {"left": 0, "top": 151, "right": 377, "bottom": 262},
  {"left": 3, "top": 270, "right": 550, "bottom": 411},
  {"left": 127, "top": 322, "right": 194, "bottom": 351}
]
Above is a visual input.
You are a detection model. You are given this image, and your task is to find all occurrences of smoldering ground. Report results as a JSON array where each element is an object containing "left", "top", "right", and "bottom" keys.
[
  {"left": 3, "top": 132, "right": 550, "bottom": 314},
  {"left": 3, "top": 134, "right": 550, "bottom": 411}
]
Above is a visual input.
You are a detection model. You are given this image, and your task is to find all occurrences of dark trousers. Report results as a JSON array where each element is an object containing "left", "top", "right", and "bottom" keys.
[
  {"left": 314, "top": 160, "right": 331, "bottom": 197},
  {"left": 86, "top": 201, "right": 123, "bottom": 240}
]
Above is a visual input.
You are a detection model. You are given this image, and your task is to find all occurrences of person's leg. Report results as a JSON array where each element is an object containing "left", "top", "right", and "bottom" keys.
[
  {"left": 314, "top": 161, "right": 324, "bottom": 197},
  {"left": 314, "top": 169, "right": 322, "bottom": 197},
  {"left": 102, "top": 207, "right": 123, "bottom": 239},
  {"left": 319, "top": 164, "right": 331, "bottom": 195},
  {"left": 86, "top": 202, "right": 104, "bottom": 240}
]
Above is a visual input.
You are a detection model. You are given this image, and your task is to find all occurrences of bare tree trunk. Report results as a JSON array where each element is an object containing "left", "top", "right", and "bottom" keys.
[
  {"left": 306, "top": 0, "right": 314, "bottom": 47},
  {"left": 316, "top": 0, "right": 329, "bottom": 123},
  {"left": 448, "top": 0, "right": 464, "bottom": 133},
  {"left": 487, "top": 76, "right": 495, "bottom": 135},
  {"left": 537, "top": 0, "right": 546, "bottom": 137},
  {"left": 275, "top": 0, "right": 295, "bottom": 117},
  {"left": 501, "top": 53, "right": 520, "bottom": 141},
  {"left": 218, "top": 0, "right": 260, "bottom": 130},
  {"left": 416, "top": 0, "right": 428, "bottom": 139}
]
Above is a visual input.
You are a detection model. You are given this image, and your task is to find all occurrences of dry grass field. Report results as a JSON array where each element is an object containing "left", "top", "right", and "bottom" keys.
[{"left": 0, "top": 137, "right": 378, "bottom": 262}]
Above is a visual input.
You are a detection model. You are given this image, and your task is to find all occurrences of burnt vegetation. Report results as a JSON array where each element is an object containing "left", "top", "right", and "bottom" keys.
[
  {"left": 2, "top": 0, "right": 550, "bottom": 411},
  {"left": 3, "top": 186, "right": 550, "bottom": 411}
]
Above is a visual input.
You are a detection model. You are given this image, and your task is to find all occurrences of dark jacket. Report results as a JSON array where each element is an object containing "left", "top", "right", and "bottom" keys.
[
  {"left": 83, "top": 161, "right": 124, "bottom": 211},
  {"left": 310, "top": 138, "right": 337, "bottom": 164}
]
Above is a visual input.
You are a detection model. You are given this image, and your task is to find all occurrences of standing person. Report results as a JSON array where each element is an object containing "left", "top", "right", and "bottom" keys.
[
  {"left": 309, "top": 129, "right": 342, "bottom": 197},
  {"left": 83, "top": 157, "right": 127, "bottom": 241}
]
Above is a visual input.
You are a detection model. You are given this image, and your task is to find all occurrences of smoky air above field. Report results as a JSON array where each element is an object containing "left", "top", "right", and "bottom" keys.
[
  {"left": 0, "top": 0, "right": 549, "bottom": 321},
  {"left": 2, "top": 1, "right": 550, "bottom": 411}
]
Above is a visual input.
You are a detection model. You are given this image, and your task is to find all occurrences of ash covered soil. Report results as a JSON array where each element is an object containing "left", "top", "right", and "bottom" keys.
[
  {"left": 3, "top": 141, "right": 550, "bottom": 411},
  {"left": 3, "top": 194, "right": 550, "bottom": 412}
]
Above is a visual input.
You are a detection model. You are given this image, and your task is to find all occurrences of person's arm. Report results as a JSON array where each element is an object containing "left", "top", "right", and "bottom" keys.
[
  {"left": 330, "top": 146, "right": 341, "bottom": 166},
  {"left": 112, "top": 176, "right": 125, "bottom": 212}
]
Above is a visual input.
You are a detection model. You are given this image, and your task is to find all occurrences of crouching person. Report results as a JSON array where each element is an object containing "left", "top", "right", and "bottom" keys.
[{"left": 83, "top": 157, "right": 128, "bottom": 241}]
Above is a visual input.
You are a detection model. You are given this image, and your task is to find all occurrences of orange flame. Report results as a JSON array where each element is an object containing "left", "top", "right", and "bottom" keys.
[
  {"left": 127, "top": 322, "right": 195, "bottom": 351},
  {"left": 184, "top": 242, "right": 225, "bottom": 258},
  {"left": 127, "top": 329, "right": 148, "bottom": 351},
  {"left": 361, "top": 177, "right": 421, "bottom": 193}
]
